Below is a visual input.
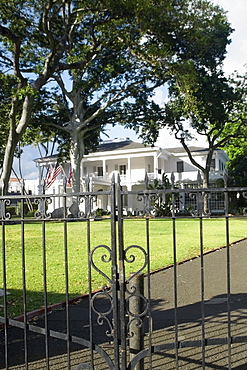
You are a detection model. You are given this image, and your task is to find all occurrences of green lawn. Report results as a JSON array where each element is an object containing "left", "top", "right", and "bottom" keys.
[{"left": 1, "top": 217, "right": 246, "bottom": 318}]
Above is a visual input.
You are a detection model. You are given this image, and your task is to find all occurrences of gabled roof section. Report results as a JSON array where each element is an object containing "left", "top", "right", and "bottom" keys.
[
  {"left": 95, "top": 139, "right": 153, "bottom": 153},
  {"left": 165, "top": 146, "right": 207, "bottom": 154}
]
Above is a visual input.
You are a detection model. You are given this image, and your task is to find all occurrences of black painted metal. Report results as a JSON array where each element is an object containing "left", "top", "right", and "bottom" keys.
[{"left": 1, "top": 173, "right": 247, "bottom": 369}]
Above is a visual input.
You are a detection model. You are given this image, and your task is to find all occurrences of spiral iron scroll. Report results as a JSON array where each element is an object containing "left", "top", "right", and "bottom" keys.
[
  {"left": 124, "top": 245, "right": 149, "bottom": 337},
  {"left": 90, "top": 244, "right": 114, "bottom": 338},
  {"left": 242, "top": 192, "right": 247, "bottom": 216},
  {"left": 0, "top": 199, "right": 11, "bottom": 220},
  {"left": 34, "top": 197, "right": 52, "bottom": 219},
  {"left": 189, "top": 191, "right": 211, "bottom": 217},
  {"left": 79, "top": 194, "right": 97, "bottom": 218}
]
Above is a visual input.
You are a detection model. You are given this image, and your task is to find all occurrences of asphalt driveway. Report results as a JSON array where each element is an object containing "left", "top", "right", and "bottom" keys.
[{"left": 1, "top": 239, "right": 247, "bottom": 369}]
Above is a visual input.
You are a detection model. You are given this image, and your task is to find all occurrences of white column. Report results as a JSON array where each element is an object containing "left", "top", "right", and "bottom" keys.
[
  {"left": 154, "top": 154, "right": 158, "bottom": 178},
  {"left": 103, "top": 159, "right": 106, "bottom": 175},
  {"left": 127, "top": 184, "right": 133, "bottom": 212},
  {"left": 127, "top": 157, "right": 131, "bottom": 182}
]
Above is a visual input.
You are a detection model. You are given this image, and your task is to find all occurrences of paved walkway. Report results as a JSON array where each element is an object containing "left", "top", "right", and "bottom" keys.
[{"left": 1, "top": 239, "right": 247, "bottom": 369}]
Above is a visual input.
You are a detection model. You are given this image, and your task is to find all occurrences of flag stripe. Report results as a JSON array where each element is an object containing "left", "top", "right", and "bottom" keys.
[
  {"left": 67, "top": 165, "right": 72, "bottom": 186},
  {"left": 45, "top": 162, "right": 62, "bottom": 188}
]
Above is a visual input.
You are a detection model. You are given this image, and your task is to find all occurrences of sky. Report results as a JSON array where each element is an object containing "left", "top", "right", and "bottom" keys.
[{"left": 13, "top": 0, "right": 247, "bottom": 180}]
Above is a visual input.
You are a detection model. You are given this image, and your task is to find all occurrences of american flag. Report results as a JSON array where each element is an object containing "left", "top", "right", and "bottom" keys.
[
  {"left": 67, "top": 165, "right": 72, "bottom": 187},
  {"left": 45, "top": 162, "right": 62, "bottom": 188}
]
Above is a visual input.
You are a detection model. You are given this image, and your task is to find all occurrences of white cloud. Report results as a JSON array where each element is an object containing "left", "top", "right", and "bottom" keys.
[
  {"left": 153, "top": 86, "right": 169, "bottom": 106},
  {"left": 214, "top": 0, "right": 247, "bottom": 75}
]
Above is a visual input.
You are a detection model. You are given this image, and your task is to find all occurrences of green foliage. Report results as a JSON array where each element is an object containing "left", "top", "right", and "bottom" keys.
[
  {"left": 16, "top": 202, "right": 39, "bottom": 216},
  {"left": 227, "top": 155, "right": 247, "bottom": 187},
  {"left": 6, "top": 206, "right": 16, "bottom": 216},
  {"left": 0, "top": 0, "right": 233, "bottom": 193},
  {"left": 95, "top": 208, "right": 108, "bottom": 217},
  {"left": 148, "top": 173, "right": 173, "bottom": 216}
]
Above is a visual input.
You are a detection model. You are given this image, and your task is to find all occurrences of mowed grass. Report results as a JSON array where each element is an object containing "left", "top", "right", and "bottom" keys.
[{"left": 0, "top": 217, "right": 246, "bottom": 317}]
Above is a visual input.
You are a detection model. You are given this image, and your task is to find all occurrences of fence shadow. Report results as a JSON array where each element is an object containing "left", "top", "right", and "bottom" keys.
[{"left": 1, "top": 292, "right": 247, "bottom": 369}]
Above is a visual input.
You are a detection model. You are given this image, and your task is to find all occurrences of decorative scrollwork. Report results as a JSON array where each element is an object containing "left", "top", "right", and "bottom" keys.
[
  {"left": 34, "top": 197, "right": 52, "bottom": 219},
  {"left": 91, "top": 286, "right": 114, "bottom": 338},
  {"left": 125, "top": 270, "right": 149, "bottom": 341},
  {"left": 188, "top": 191, "right": 211, "bottom": 217},
  {"left": 126, "top": 293, "right": 148, "bottom": 318},
  {"left": 136, "top": 192, "right": 157, "bottom": 216},
  {"left": 90, "top": 245, "right": 113, "bottom": 285},
  {"left": 127, "top": 317, "right": 144, "bottom": 339},
  {"left": 124, "top": 245, "right": 148, "bottom": 282},
  {"left": 79, "top": 194, "right": 98, "bottom": 218},
  {"left": 0, "top": 199, "right": 11, "bottom": 220}
]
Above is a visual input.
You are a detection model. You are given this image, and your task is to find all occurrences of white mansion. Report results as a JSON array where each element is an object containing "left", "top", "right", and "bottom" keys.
[{"left": 22, "top": 137, "right": 228, "bottom": 215}]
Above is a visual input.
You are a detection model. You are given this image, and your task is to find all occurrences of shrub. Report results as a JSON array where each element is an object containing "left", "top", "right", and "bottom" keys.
[
  {"left": 6, "top": 206, "right": 16, "bottom": 216},
  {"left": 95, "top": 208, "right": 107, "bottom": 217},
  {"left": 16, "top": 202, "right": 38, "bottom": 216}
]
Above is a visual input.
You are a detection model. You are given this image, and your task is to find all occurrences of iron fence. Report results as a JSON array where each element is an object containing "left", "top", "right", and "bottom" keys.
[{"left": 1, "top": 173, "right": 247, "bottom": 369}]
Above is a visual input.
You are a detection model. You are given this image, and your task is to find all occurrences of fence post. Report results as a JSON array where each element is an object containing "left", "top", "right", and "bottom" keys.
[{"left": 129, "top": 273, "right": 144, "bottom": 370}]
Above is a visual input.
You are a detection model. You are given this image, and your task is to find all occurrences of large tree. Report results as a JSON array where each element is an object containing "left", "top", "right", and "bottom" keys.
[
  {"left": 0, "top": 0, "right": 148, "bottom": 193},
  {"left": 0, "top": 0, "right": 232, "bottom": 193},
  {"left": 128, "top": 69, "right": 247, "bottom": 188}
]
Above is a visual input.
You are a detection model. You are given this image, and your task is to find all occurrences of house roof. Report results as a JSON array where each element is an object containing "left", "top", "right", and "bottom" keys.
[
  {"left": 34, "top": 139, "right": 227, "bottom": 165},
  {"left": 165, "top": 146, "right": 207, "bottom": 154},
  {"left": 34, "top": 140, "right": 158, "bottom": 164},
  {"left": 94, "top": 139, "right": 154, "bottom": 153}
]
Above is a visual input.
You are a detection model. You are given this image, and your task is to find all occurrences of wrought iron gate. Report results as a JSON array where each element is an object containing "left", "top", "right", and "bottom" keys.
[{"left": 1, "top": 173, "right": 247, "bottom": 369}]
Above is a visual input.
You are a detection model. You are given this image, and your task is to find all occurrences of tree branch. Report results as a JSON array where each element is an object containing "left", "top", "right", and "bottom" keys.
[{"left": 179, "top": 137, "right": 205, "bottom": 173}]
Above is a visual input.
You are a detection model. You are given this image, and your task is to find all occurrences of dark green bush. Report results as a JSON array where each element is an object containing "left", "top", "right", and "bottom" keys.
[
  {"left": 6, "top": 206, "right": 16, "bottom": 216},
  {"left": 95, "top": 208, "right": 107, "bottom": 217},
  {"left": 16, "top": 202, "right": 38, "bottom": 216}
]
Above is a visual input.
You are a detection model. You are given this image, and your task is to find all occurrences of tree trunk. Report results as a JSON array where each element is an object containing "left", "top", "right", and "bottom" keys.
[
  {"left": 0, "top": 95, "right": 34, "bottom": 195},
  {"left": 69, "top": 129, "right": 85, "bottom": 217},
  {"left": 0, "top": 132, "right": 18, "bottom": 195},
  {"left": 70, "top": 130, "right": 85, "bottom": 193},
  {"left": 202, "top": 170, "right": 210, "bottom": 215}
]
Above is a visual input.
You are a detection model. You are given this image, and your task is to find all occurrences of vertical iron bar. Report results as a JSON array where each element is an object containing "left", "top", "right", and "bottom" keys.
[
  {"left": 226, "top": 214, "right": 231, "bottom": 369},
  {"left": 87, "top": 215, "right": 94, "bottom": 368},
  {"left": 145, "top": 217, "right": 152, "bottom": 370},
  {"left": 110, "top": 175, "right": 120, "bottom": 369},
  {"left": 144, "top": 173, "right": 152, "bottom": 369},
  {"left": 200, "top": 215, "right": 205, "bottom": 369},
  {"left": 172, "top": 217, "right": 178, "bottom": 368},
  {"left": 224, "top": 174, "right": 231, "bottom": 369},
  {"left": 42, "top": 218, "right": 49, "bottom": 369},
  {"left": 171, "top": 173, "right": 179, "bottom": 369},
  {"left": 63, "top": 196, "right": 70, "bottom": 369},
  {"left": 2, "top": 219, "right": 8, "bottom": 369},
  {"left": 85, "top": 178, "right": 94, "bottom": 367},
  {"left": 21, "top": 195, "right": 28, "bottom": 369},
  {"left": 117, "top": 177, "right": 127, "bottom": 370}
]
